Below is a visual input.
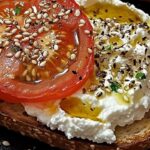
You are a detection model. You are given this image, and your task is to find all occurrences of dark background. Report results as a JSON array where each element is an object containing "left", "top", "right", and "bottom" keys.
[{"left": 0, "top": 0, "right": 150, "bottom": 150}]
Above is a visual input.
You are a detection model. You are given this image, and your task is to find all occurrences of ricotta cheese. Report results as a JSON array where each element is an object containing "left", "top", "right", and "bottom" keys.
[{"left": 24, "top": 0, "right": 150, "bottom": 144}]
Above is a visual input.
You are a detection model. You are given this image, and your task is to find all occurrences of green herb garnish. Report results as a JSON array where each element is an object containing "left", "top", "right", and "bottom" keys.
[
  {"left": 105, "top": 45, "right": 113, "bottom": 51},
  {"left": 14, "top": 6, "right": 21, "bottom": 15},
  {"left": 135, "top": 72, "right": 146, "bottom": 80},
  {"left": 110, "top": 81, "right": 121, "bottom": 92}
]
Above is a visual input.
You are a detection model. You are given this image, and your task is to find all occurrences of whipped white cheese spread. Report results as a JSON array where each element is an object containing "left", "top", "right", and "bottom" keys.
[{"left": 24, "top": 0, "right": 150, "bottom": 144}]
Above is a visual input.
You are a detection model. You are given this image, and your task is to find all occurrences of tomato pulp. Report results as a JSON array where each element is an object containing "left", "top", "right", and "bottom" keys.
[{"left": 0, "top": 0, "right": 94, "bottom": 103}]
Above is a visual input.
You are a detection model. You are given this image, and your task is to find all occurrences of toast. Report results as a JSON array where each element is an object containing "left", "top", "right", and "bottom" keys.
[{"left": 1, "top": 101, "right": 150, "bottom": 150}]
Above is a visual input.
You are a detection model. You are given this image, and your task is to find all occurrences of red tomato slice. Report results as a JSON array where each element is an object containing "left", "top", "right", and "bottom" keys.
[{"left": 0, "top": 0, "right": 94, "bottom": 103}]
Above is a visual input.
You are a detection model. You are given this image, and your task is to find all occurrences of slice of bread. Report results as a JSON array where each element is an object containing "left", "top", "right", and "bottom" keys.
[{"left": 0, "top": 101, "right": 150, "bottom": 150}]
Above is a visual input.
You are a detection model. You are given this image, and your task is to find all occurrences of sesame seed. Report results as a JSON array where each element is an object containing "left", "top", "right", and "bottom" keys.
[
  {"left": 2, "top": 141, "right": 10, "bottom": 147},
  {"left": 6, "top": 53, "right": 13, "bottom": 58},
  {"left": 24, "top": 23, "right": 30, "bottom": 28},
  {"left": 43, "top": 26, "right": 49, "bottom": 32},
  {"left": 88, "top": 48, "right": 93, "bottom": 54},
  {"left": 3, "top": 41, "right": 9, "bottom": 47},
  {"left": 24, "top": 10, "right": 30, "bottom": 15},
  {"left": 80, "top": 19, "right": 85, "bottom": 24},
  {"left": 15, "top": 34, "right": 23, "bottom": 39},
  {"left": 24, "top": 48, "right": 30, "bottom": 54},
  {"left": 54, "top": 44, "right": 59, "bottom": 50},
  {"left": 15, "top": 42, "right": 21, "bottom": 47},
  {"left": 37, "top": 13, "right": 42, "bottom": 19},
  {"left": 33, "top": 41, "right": 38, "bottom": 47},
  {"left": 32, "top": 33, "right": 38, "bottom": 37},
  {"left": 84, "top": 30, "right": 90, "bottom": 34},
  {"left": 15, "top": 51, "right": 21, "bottom": 58},
  {"left": 65, "top": 10, "right": 71, "bottom": 15},
  {"left": 39, "top": 61, "right": 46, "bottom": 67},
  {"left": 29, "top": 13, "right": 35, "bottom": 17},
  {"left": 43, "top": 13, "right": 48, "bottom": 18},
  {"left": 5, "top": 27, "right": 11, "bottom": 32},
  {"left": 53, "top": 18, "right": 59, "bottom": 23},
  {"left": 31, "top": 60, "right": 37, "bottom": 64},
  {"left": 22, "top": 37, "right": 30, "bottom": 42},
  {"left": 26, "top": 18, "right": 32, "bottom": 23},
  {"left": 23, "top": 32, "right": 30, "bottom": 36},
  {"left": 53, "top": 3, "right": 58, "bottom": 8},
  {"left": 38, "top": 27, "right": 44, "bottom": 33},
  {"left": 70, "top": 54, "right": 76, "bottom": 60},
  {"left": 4, "top": 20, "right": 12, "bottom": 24},
  {"left": 43, "top": 51, "right": 48, "bottom": 57},
  {"left": 32, "top": 6, "right": 37, "bottom": 14},
  {"left": 74, "top": 9, "right": 80, "bottom": 17}
]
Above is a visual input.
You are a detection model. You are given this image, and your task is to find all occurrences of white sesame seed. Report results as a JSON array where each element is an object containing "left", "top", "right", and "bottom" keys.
[
  {"left": 118, "top": 89, "right": 123, "bottom": 94},
  {"left": 32, "top": 6, "right": 37, "bottom": 14},
  {"left": 53, "top": 3, "right": 58, "bottom": 8},
  {"left": 11, "top": 28, "right": 17, "bottom": 34},
  {"left": 32, "top": 60, "right": 37, "bottom": 64},
  {"left": 32, "top": 54, "right": 38, "bottom": 59},
  {"left": 26, "top": 18, "right": 32, "bottom": 23},
  {"left": 24, "top": 10, "right": 30, "bottom": 15},
  {"left": 34, "top": 49, "right": 39, "bottom": 54},
  {"left": 0, "top": 19, "right": 4, "bottom": 24},
  {"left": 54, "top": 44, "right": 59, "bottom": 50},
  {"left": 29, "top": 13, "right": 35, "bottom": 17},
  {"left": 2, "top": 141, "right": 10, "bottom": 147},
  {"left": 88, "top": 48, "right": 93, "bottom": 54},
  {"left": 58, "top": 12, "right": 64, "bottom": 17},
  {"left": 16, "top": 25, "right": 21, "bottom": 29},
  {"left": 63, "top": 15, "right": 69, "bottom": 20},
  {"left": 3, "top": 41, "right": 9, "bottom": 47},
  {"left": 43, "top": 51, "right": 48, "bottom": 57},
  {"left": 4, "top": 20, "right": 12, "bottom": 24},
  {"left": 24, "top": 48, "right": 30, "bottom": 54},
  {"left": 39, "top": 2, "right": 45, "bottom": 7},
  {"left": 21, "top": 27, "right": 27, "bottom": 32},
  {"left": 30, "top": 17, "right": 36, "bottom": 20},
  {"left": 65, "top": 10, "right": 71, "bottom": 15},
  {"left": 53, "top": 18, "right": 59, "bottom": 23},
  {"left": 6, "top": 53, "right": 13, "bottom": 58},
  {"left": 22, "top": 37, "right": 29, "bottom": 42},
  {"left": 84, "top": 30, "right": 90, "bottom": 34},
  {"left": 33, "top": 41, "right": 38, "bottom": 47},
  {"left": 37, "top": 13, "right": 42, "bottom": 19},
  {"left": 32, "top": 33, "right": 38, "bottom": 37},
  {"left": 23, "top": 32, "right": 30, "bottom": 36},
  {"left": 24, "top": 23, "right": 30, "bottom": 29},
  {"left": 43, "top": 26, "right": 49, "bottom": 32},
  {"left": 39, "top": 61, "right": 46, "bottom": 67},
  {"left": 43, "top": 13, "right": 48, "bottom": 18},
  {"left": 15, "top": 42, "right": 21, "bottom": 47},
  {"left": 74, "top": 9, "right": 80, "bottom": 17},
  {"left": 70, "top": 54, "right": 76, "bottom": 60},
  {"left": 15, "top": 51, "right": 21, "bottom": 58},
  {"left": 5, "top": 27, "right": 11, "bottom": 32},
  {"left": 14, "top": 39, "right": 19, "bottom": 42},
  {"left": 38, "top": 27, "right": 44, "bottom": 33},
  {"left": 15, "top": 34, "right": 23, "bottom": 39},
  {"left": 3, "top": 32, "right": 12, "bottom": 37},
  {"left": 80, "top": 19, "right": 85, "bottom": 24}
]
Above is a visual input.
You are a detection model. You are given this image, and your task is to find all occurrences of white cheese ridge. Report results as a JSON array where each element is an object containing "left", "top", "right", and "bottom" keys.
[{"left": 24, "top": 0, "right": 150, "bottom": 144}]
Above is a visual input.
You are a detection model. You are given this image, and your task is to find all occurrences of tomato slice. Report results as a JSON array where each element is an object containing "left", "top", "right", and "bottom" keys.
[{"left": 0, "top": 0, "right": 94, "bottom": 103}]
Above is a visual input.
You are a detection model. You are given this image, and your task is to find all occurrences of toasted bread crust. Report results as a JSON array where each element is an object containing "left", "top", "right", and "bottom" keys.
[{"left": 0, "top": 101, "right": 150, "bottom": 150}]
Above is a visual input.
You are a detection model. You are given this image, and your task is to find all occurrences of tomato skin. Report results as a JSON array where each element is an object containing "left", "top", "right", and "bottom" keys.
[{"left": 0, "top": 0, "right": 94, "bottom": 103}]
